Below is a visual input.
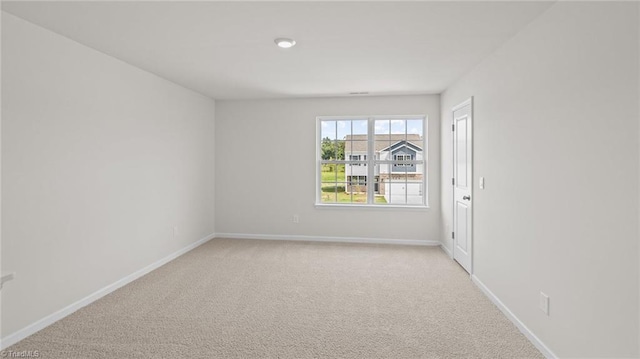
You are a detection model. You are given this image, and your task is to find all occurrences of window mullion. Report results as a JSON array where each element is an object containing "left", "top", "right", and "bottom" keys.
[
  {"left": 367, "top": 118, "right": 375, "bottom": 204},
  {"left": 317, "top": 119, "right": 321, "bottom": 204},
  {"left": 405, "top": 120, "right": 409, "bottom": 204}
]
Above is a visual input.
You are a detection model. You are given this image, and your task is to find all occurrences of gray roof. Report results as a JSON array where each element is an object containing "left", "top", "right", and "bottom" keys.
[{"left": 344, "top": 134, "right": 422, "bottom": 152}]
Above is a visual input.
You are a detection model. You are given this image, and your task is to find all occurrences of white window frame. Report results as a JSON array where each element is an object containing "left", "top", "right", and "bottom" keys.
[{"left": 316, "top": 115, "right": 428, "bottom": 208}]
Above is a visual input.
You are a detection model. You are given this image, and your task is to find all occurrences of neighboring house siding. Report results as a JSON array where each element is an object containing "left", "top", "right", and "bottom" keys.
[
  {"left": 346, "top": 152, "right": 368, "bottom": 177},
  {"left": 344, "top": 135, "right": 424, "bottom": 199},
  {"left": 391, "top": 147, "right": 417, "bottom": 173}
]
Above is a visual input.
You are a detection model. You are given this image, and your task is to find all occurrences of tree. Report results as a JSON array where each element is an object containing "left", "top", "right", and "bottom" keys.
[
  {"left": 335, "top": 140, "right": 345, "bottom": 161},
  {"left": 321, "top": 138, "right": 346, "bottom": 173},
  {"left": 321, "top": 137, "right": 335, "bottom": 160}
]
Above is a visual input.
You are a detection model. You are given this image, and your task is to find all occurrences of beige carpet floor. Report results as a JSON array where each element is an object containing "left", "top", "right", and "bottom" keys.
[{"left": 6, "top": 238, "right": 543, "bottom": 358}]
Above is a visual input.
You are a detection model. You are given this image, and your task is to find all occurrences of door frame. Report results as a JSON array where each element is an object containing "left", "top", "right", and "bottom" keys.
[{"left": 451, "top": 97, "right": 473, "bottom": 274}]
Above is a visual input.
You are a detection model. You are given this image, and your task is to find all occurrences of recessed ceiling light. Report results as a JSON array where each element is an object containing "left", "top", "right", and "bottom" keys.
[{"left": 274, "top": 38, "right": 296, "bottom": 49}]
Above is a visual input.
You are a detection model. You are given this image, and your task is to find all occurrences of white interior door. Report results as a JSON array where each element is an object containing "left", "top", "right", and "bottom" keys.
[{"left": 452, "top": 98, "right": 473, "bottom": 273}]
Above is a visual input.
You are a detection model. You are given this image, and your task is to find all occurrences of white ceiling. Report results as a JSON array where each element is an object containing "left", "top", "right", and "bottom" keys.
[{"left": 2, "top": 1, "right": 553, "bottom": 100}]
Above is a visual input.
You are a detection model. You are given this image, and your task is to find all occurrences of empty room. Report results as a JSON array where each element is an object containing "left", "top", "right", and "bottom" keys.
[{"left": 1, "top": 1, "right": 639, "bottom": 358}]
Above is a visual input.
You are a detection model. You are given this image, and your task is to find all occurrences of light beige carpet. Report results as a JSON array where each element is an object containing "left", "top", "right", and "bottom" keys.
[{"left": 6, "top": 238, "right": 543, "bottom": 358}]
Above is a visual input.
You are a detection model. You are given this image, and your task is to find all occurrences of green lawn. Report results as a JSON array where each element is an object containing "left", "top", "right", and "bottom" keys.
[
  {"left": 320, "top": 164, "right": 386, "bottom": 203},
  {"left": 320, "top": 190, "right": 387, "bottom": 204},
  {"left": 320, "top": 164, "right": 345, "bottom": 183}
]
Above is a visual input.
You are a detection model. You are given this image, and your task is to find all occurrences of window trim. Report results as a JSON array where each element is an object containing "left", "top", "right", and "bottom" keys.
[{"left": 316, "top": 115, "right": 429, "bottom": 208}]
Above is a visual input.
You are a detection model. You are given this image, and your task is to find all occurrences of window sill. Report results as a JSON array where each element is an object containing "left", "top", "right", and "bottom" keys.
[{"left": 314, "top": 203, "right": 430, "bottom": 210}]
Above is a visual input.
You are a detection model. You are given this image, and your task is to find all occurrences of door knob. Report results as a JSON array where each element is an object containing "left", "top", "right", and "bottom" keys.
[{"left": 463, "top": 195, "right": 471, "bottom": 200}]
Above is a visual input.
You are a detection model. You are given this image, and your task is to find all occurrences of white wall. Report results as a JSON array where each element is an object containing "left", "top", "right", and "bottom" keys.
[
  {"left": 215, "top": 95, "right": 440, "bottom": 242},
  {"left": 1, "top": 12, "right": 216, "bottom": 338},
  {"left": 441, "top": 2, "right": 639, "bottom": 357}
]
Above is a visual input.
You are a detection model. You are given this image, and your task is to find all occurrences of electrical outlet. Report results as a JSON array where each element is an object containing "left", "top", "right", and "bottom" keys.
[
  {"left": 173, "top": 226, "right": 179, "bottom": 238},
  {"left": 292, "top": 215, "right": 300, "bottom": 223},
  {"left": 539, "top": 292, "right": 550, "bottom": 315},
  {"left": 479, "top": 177, "right": 485, "bottom": 189}
]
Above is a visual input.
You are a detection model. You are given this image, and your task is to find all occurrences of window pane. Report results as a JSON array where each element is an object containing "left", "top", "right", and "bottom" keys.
[
  {"left": 345, "top": 140, "right": 367, "bottom": 160},
  {"left": 391, "top": 119, "right": 406, "bottom": 135},
  {"left": 375, "top": 169, "right": 420, "bottom": 206},
  {"left": 375, "top": 119, "right": 390, "bottom": 135},
  {"left": 336, "top": 164, "right": 345, "bottom": 182},
  {"left": 375, "top": 138, "right": 392, "bottom": 160},
  {"left": 333, "top": 139, "right": 345, "bottom": 161},
  {"left": 321, "top": 120, "right": 337, "bottom": 140},
  {"left": 407, "top": 119, "right": 423, "bottom": 137},
  {"left": 351, "top": 190, "right": 367, "bottom": 203},
  {"left": 320, "top": 164, "right": 345, "bottom": 203},
  {"left": 376, "top": 164, "right": 388, "bottom": 201},
  {"left": 406, "top": 183, "right": 424, "bottom": 205},
  {"left": 352, "top": 120, "right": 367, "bottom": 135},
  {"left": 387, "top": 182, "right": 407, "bottom": 205},
  {"left": 320, "top": 164, "right": 346, "bottom": 191},
  {"left": 337, "top": 120, "right": 350, "bottom": 140},
  {"left": 342, "top": 180, "right": 368, "bottom": 204},
  {"left": 320, "top": 137, "right": 337, "bottom": 160},
  {"left": 378, "top": 173, "right": 425, "bottom": 206},
  {"left": 377, "top": 163, "right": 390, "bottom": 178},
  {"left": 345, "top": 119, "right": 367, "bottom": 164},
  {"left": 347, "top": 175, "right": 367, "bottom": 194},
  {"left": 392, "top": 158, "right": 414, "bottom": 173},
  {"left": 371, "top": 174, "right": 384, "bottom": 204},
  {"left": 320, "top": 183, "right": 338, "bottom": 203}
]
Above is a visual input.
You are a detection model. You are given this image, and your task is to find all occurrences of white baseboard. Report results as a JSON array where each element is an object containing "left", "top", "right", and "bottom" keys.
[
  {"left": 215, "top": 233, "right": 440, "bottom": 247},
  {"left": 471, "top": 275, "right": 557, "bottom": 359},
  {"left": 0, "top": 233, "right": 215, "bottom": 350},
  {"left": 439, "top": 243, "right": 452, "bottom": 258}
]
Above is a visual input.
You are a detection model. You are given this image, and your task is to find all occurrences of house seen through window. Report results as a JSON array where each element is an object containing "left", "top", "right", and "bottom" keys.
[{"left": 317, "top": 116, "right": 427, "bottom": 206}]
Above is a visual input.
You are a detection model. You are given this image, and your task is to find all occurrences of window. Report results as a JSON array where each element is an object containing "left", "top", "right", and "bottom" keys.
[
  {"left": 317, "top": 116, "right": 427, "bottom": 207},
  {"left": 349, "top": 154, "right": 366, "bottom": 166},
  {"left": 394, "top": 154, "right": 414, "bottom": 167}
]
